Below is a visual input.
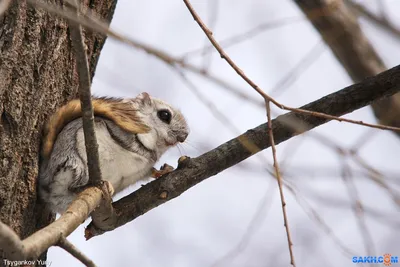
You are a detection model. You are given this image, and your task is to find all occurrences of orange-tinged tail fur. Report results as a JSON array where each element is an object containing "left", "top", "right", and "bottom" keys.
[{"left": 41, "top": 98, "right": 150, "bottom": 159}]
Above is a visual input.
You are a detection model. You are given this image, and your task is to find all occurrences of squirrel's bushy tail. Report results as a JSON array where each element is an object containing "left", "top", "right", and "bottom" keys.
[{"left": 41, "top": 98, "right": 150, "bottom": 159}]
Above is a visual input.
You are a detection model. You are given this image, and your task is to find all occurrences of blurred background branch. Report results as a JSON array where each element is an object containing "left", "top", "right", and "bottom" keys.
[{"left": 294, "top": 0, "right": 400, "bottom": 137}]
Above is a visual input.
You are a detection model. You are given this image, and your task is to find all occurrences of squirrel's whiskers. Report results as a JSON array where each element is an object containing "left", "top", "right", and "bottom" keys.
[{"left": 180, "top": 139, "right": 203, "bottom": 153}]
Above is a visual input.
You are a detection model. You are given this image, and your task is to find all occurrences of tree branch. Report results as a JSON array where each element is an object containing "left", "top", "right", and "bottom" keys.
[
  {"left": 0, "top": 187, "right": 102, "bottom": 260},
  {"left": 67, "top": 0, "right": 102, "bottom": 185},
  {"left": 266, "top": 100, "right": 296, "bottom": 266},
  {"left": 293, "top": 0, "right": 400, "bottom": 137},
  {"left": 58, "top": 238, "right": 96, "bottom": 267},
  {"left": 86, "top": 63, "right": 400, "bottom": 238}
]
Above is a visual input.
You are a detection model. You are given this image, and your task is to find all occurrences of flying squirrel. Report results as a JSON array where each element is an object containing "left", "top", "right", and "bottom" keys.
[{"left": 39, "top": 92, "right": 189, "bottom": 214}]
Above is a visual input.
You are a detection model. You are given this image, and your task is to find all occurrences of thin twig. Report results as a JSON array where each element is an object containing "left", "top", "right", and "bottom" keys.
[
  {"left": 269, "top": 41, "right": 325, "bottom": 97},
  {"left": 285, "top": 181, "right": 361, "bottom": 258},
  {"left": 200, "top": 0, "right": 219, "bottom": 70},
  {"left": 301, "top": 186, "right": 400, "bottom": 228},
  {"left": 182, "top": 16, "right": 304, "bottom": 59},
  {"left": 340, "top": 161, "right": 375, "bottom": 256},
  {"left": 266, "top": 100, "right": 296, "bottom": 266},
  {"left": 280, "top": 165, "right": 400, "bottom": 184},
  {"left": 58, "top": 238, "right": 96, "bottom": 267},
  {"left": 213, "top": 180, "right": 276, "bottom": 267},
  {"left": 66, "top": 0, "right": 102, "bottom": 184},
  {"left": 351, "top": 153, "right": 400, "bottom": 207},
  {"left": 349, "top": 129, "right": 378, "bottom": 153}
]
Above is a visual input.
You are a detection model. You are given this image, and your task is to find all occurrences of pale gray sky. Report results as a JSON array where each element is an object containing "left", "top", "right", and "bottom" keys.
[{"left": 48, "top": 0, "right": 400, "bottom": 266}]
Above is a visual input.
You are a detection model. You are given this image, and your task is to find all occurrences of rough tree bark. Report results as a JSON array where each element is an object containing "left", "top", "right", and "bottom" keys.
[{"left": 0, "top": 0, "right": 117, "bottom": 262}]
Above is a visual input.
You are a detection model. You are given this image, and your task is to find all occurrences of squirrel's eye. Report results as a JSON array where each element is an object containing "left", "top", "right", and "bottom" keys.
[{"left": 157, "top": 109, "right": 172, "bottom": 124}]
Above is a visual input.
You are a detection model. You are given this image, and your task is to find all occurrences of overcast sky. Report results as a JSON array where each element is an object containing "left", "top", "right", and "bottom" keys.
[{"left": 48, "top": 0, "right": 400, "bottom": 266}]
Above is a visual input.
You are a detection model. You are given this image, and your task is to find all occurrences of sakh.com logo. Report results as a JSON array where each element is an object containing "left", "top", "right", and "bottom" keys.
[{"left": 352, "top": 254, "right": 398, "bottom": 266}]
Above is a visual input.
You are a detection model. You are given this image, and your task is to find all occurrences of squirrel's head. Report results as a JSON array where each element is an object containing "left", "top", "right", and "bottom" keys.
[{"left": 132, "top": 92, "right": 189, "bottom": 156}]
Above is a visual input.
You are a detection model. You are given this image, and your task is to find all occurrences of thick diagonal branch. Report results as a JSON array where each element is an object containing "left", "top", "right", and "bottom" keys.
[
  {"left": 293, "top": 0, "right": 400, "bottom": 137},
  {"left": 86, "top": 63, "right": 400, "bottom": 238}
]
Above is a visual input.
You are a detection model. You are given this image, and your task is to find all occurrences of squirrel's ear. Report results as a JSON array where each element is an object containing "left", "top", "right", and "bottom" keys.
[{"left": 136, "top": 92, "right": 152, "bottom": 106}]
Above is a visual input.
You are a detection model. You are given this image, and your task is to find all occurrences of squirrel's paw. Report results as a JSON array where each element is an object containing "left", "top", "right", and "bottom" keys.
[{"left": 151, "top": 163, "right": 174, "bottom": 179}]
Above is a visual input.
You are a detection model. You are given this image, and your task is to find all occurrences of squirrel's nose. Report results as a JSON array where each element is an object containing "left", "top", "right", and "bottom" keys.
[{"left": 177, "top": 131, "right": 189, "bottom": 143}]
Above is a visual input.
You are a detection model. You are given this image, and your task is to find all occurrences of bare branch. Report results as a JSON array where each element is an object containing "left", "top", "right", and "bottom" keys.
[
  {"left": 269, "top": 41, "right": 325, "bottom": 97},
  {"left": 58, "top": 238, "right": 96, "bottom": 267},
  {"left": 212, "top": 180, "right": 276, "bottom": 267},
  {"left": 301, "top": 186, "right": 400, "bottom": 228},
  {"left": 200, "top": 0, "right": 219, "bottom": 70},
  {"left": 351, "top": 153, "right": 400, "bottom": 207},
  {"left": 266, "top": 100, "right": 296, "bottom": 266},
  {"left": 182, "top": 16, "right": 305, "bottom": 59},
  {"left": 0, "top": 187, "right": 103, "bottom": 260},
  {"left": 339, "top": 160, "right": 376, "bottom": 256},
  {"left": 85, "top": 63, "right": 400, "bottom": 238},
  {"left": 285, "top": 182, "right": 360, "bottom": 257},
  {"left": 66, "top": 0, "right": 102, "bottom": 185}
]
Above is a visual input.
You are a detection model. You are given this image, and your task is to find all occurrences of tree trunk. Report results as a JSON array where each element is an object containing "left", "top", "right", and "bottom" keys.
[{"left": 0, "top": 0, "right": 117, "bottom": 262}]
